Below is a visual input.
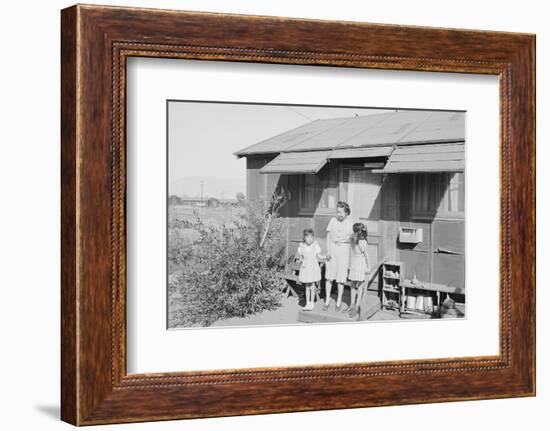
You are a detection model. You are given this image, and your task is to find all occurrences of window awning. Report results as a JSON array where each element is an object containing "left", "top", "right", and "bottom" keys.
[
  {"left": 374, "top": 142, "right": 464, "bottom": 173},
  {"left": 260, "top": 150, "right": 331, "bottom": 174},
  {"left": 328, "top": 146, "right": 393, "bottom": 159}
]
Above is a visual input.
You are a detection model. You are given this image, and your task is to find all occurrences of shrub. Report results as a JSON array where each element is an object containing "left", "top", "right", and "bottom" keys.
[
  {"left": 170, "top": 192, "right": 288, "bottom": 327},
  {"left": 167, "top": 228, "right": 196, "bottom": 274}
]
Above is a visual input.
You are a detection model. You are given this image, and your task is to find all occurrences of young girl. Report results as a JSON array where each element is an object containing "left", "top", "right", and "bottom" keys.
[
  {"left": 296, "top": 228, "right": 324, "bottom": 311},
  {"left": 346, "top": 223, "right": 370, "bottom": 318}
]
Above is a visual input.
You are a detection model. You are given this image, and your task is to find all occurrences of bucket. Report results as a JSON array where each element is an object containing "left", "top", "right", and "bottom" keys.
[
  {"left": 423, "top": 295, "right": 434, "bottom": 313},
  {"left": 440, "top": 294, "right": 460, "bottom": 317},
  {"left": 415, "top": 295, "right": 424, "bottom": 311},
  {"left": 406, "top": 294, "right": 416, "bottom": 310}
]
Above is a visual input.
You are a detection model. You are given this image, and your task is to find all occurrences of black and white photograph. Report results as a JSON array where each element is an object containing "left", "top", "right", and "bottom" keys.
[{"left": 167, "top": 101, "right": 465, "bottom": 329}]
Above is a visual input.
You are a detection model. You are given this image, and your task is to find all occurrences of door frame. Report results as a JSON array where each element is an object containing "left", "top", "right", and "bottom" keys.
[{"left": 338, "top": 162, "right": 384, "bottom": 287}]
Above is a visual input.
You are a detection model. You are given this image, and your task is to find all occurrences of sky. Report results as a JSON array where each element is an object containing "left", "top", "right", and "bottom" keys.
[{"left": 168, "top": 101, "right": 392, "bottom": 185}]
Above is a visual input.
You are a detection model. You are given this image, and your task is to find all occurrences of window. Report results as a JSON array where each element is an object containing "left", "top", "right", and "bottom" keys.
[
  {"left": 444, "top": 172, "right": 465, "bottom": 214},
  {"left": 299, "top": 166, "right": 337, "bottom": 212},
  {"left": 413, "top": 173, "right": 442, "bottom": 215},
  {"left": 413, "top": 172, "right": 464, "bottom": 217}
]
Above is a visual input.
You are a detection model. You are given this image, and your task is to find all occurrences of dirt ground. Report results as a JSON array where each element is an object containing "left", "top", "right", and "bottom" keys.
[
  {"left": 210, "top": 295, "right": 303, "bottom": 328},
  {"left": 170, "top": 287, "right": 465, "bottom": 329},
  {"left": 167, "top": 205, "right": 465, "bottom": 328},
  {"left": 170, "top": 288, "right": 393, "bottom": 329}
]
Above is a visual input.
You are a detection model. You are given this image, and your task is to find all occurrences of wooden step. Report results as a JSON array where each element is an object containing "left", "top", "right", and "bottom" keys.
[
  {"left": 360, "top": 294, "right": 382, "bottom": 320},
  {"left": 298, "top": 292, "right": 381, "bottom": 324}
]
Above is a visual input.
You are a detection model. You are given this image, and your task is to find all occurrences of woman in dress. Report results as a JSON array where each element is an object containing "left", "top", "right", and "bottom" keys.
[{"left": 324, "top": 201, "right": 354, "bottom": 312}]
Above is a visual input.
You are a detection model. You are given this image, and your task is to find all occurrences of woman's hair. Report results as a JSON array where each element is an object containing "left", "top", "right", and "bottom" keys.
[
  {"left": 302, "top": 228, "right": 314, "bottom": 240},
  {"left": 353, "top": 222, "right": 368, "bottom": 241},
  {"left": 336, "top": 201, "right": 351, "bottom": 215}
]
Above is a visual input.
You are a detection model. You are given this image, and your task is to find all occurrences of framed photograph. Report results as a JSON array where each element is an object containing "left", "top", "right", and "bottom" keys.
[
  {"left": 61, "top": 4, "right": 535, "bottom": 425},
  {"left": 165, "top": 101, "right": 467, "bottom": 330}
]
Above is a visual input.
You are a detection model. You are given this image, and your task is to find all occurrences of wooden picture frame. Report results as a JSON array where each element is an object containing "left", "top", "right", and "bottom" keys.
[{"left": 61, "top": 4, "right": 536, "bottom": 425}]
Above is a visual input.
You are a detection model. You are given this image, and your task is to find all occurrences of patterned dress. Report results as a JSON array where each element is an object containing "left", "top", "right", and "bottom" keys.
[
  {"left": 325, "top": 217, "right": 354, "bottom": 283},
  {"left": 297, "top": 241, "right": 322, "bottom": 284},
  {"left": 349, "top": 239, "right": 369, "bottom": 282}
]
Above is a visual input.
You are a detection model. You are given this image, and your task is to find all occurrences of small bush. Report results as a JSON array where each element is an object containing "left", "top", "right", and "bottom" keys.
[
  {"left": 167, "top": 228, "right": 196, "bottom": 274},
  {"left": 170, "top": 193, "right": 288, "bottom": 327}
]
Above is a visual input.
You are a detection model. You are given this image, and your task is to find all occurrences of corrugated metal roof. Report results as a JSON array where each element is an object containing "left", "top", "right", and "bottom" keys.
[
  {"left": 235, "top": 110, "right": 465, "bottom": 157},
  {"left": 260, "top": 150, "right": 331, "bottom": 174},
  {"left": 375, "top": 142, "right": 465, "bottom": 173}
]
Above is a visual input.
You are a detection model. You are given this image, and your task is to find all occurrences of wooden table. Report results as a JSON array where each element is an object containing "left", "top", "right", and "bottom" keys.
[{"left": 401, "top": 280, "right": 465, "bottom": 316}]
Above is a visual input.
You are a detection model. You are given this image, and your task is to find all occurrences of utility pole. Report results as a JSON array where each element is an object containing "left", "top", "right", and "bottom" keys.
[{"left": 200, "top": 181, "right": 204, "bottom": 206}]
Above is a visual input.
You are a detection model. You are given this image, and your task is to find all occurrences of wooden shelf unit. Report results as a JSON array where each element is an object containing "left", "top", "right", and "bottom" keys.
[{"left": 379, "top": 261, "right": 404, "bottom": 311}]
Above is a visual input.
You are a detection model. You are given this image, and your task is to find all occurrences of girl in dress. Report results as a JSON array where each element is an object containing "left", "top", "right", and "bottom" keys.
[
  {"left": 296, "top": 228, "right": 324, "bottom": 311},
  {"left": 346, "top": 222, "right": 370, "bottom": 318}
]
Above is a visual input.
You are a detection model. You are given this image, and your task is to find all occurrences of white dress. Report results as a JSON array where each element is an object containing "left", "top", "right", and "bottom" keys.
[
  {"left": 349, "top": 239, "right": 369, "bottom": 282},
  {"left": 297, "top": 241, "right": 322, "bottom": 284},
  {"left": 325, "top": 217, "right": 354, "bottom": 283}
]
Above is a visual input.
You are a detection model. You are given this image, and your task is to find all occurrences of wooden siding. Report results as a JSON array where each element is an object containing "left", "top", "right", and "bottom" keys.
[
  {"left": 246, "top": 158, "right": 464, "bottom": 292},
  {"left": 396, "top": 174, "right": 465, "bottom": 290},
  {"left": 432, "top": 220, "right": 465, "bottom": 288},
  {"left": 246, "top": 156, "right": 278, "bottom": 201},
  {"left": 433, "top": 253, "right": 465, "bottom": 291},
  {"left": 379, "top": 175, "right": 400, "bottom": 263}
]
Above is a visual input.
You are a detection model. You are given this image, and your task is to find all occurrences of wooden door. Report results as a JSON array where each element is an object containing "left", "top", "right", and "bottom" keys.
[{"left": 341, "top": 168, "right": 383, "bottom": 274}]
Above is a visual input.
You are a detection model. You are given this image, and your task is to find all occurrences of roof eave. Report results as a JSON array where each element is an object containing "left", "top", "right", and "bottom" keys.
[{"left": 235, "top": 138, "right": 465, "bottom": 158}]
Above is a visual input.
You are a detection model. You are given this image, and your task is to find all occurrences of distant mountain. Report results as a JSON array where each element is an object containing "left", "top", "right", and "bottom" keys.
[{"left": 169, "top": 176, "right": 246, "bottom": 200}]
